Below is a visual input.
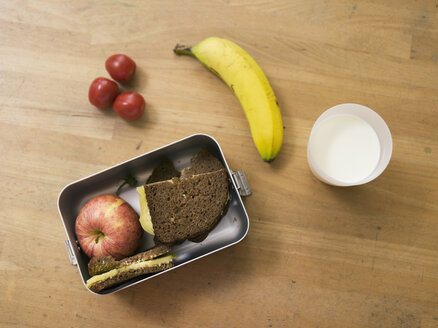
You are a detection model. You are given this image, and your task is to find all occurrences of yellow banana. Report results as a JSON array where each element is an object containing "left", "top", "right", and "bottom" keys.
[{"left": 174, "top": 37, "right": 283, "bottom": 162}]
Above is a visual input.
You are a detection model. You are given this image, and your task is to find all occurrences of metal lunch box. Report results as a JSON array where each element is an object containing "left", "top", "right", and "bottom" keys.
[{"left": 57, "top": 134, "right": 251, "bottom": 295}]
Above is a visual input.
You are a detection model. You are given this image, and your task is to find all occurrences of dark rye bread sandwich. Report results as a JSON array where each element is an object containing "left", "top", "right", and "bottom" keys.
[
  {"left": 86, "top": 245, "right": 173, "bottom": 293},
  {"left": 182, "top": 149, "right": 229, "bottom": 242},
  {"left": 183, "top": 149, "right": 228, "bottom": 242},
  {"left": 137, "top": 150, "right": 229, "bottom": 245},
  {"left": 138, "top": 169, "right": 229, "bottom": 245},
  {"left": 88, "top": 244, "right": 172, "bottom": 276},
  {"left": 147, "top": 159, "right": 180, "bottom": 184},
  {"left": 181, "top": 149, "right": 225, "bottom": 177}
]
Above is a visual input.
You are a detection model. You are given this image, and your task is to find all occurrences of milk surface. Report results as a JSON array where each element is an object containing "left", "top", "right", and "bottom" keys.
[{"left": 310, "top": 115, "right": 381, "bottom": 183}]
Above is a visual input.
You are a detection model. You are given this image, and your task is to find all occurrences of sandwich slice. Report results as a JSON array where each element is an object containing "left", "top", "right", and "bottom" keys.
[
  {"left": 181, "top": 149, "right": 225, "bottom": 177},
  {"left": 147, "top": 159, "right": 180, "bottom": 184},
  {"left": 137, "top": 168, "right": 229, "bottom": 245},
  {"left": 182, "top": 149, "right": 228, "bottom": 242},
  {"left": 86, "top": 245, "right": 174, "bottom": 293},
  {"left": 88, "top": 244, "right": 172, "bottom": 276},
  {"left": 137, "top": 149, "right": 229, "bottom": 243},
  {"left": 139, "top": 159, "right": 181, "bottom": 234}
]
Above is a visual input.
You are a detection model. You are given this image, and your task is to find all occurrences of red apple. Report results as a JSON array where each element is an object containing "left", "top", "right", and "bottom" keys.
[{"left": 75, "top": 194, "right": 142, "bottom": 260}]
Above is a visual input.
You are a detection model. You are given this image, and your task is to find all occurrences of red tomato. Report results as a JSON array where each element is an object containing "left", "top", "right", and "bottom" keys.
[
  {"left": 88, "top": 77, "right": 119, "bottom": 109},
  {"left": 105, "top": 54, "right": 136, "bottom": 83},
  {"left": 113, "top": 92, "right": 145, "bottom": 121}
]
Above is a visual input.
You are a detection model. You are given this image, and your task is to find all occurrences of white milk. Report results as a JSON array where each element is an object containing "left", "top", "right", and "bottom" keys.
[{"left": 309, "top": 115, "right": 381, "bottom": 183}]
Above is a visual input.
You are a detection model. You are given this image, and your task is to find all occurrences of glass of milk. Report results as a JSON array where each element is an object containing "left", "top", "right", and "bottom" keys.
[{"left": 307, "top": 103, "right": 392, "bottom": 186}]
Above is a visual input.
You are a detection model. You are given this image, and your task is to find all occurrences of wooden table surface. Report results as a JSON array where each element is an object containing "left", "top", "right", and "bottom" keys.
[{"left": 1, "top": 1, "right": 437, "bottom": 327}]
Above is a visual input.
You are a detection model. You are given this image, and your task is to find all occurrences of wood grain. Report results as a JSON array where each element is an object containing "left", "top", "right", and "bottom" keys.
[{"left": 1, "top": 0, "right": 437, "bottom": 327}]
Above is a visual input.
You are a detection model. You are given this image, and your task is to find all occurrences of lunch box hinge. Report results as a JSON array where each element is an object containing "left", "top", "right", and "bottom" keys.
[
  {"left": 231, "top": 170, "right": 252, "bottom": 197},
  {"left": 65, "top": 240, "right": 77, "bottom": 266}
]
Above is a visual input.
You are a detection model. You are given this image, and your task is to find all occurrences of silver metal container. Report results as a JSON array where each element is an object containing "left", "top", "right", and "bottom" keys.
[{"left": 58, "top": 134, "right": 251, "bottom": 295}]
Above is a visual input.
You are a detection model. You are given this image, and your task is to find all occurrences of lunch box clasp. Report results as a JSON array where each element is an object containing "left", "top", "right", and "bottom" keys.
[
  {"left": 65, "top": 239, "right": 78, "bottom": 266},
  {"left": 231, "top": 170, "right": 251, "bottom": 197}
]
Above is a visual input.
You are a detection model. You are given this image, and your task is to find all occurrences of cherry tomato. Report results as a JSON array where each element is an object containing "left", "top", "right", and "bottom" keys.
[
  {"left": 88, "top": 77, "right": 119, "bottom": 109},
  {"left": 113, "top": 92, "right": 145, "bottom": 121},
  {"left": 105, "top": 54, "right": 136, "bottom": 83}
]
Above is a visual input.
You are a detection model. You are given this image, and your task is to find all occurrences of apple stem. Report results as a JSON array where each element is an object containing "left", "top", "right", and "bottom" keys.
[{"left": 91, "top": 230, "right": 105, "bottom": 244}]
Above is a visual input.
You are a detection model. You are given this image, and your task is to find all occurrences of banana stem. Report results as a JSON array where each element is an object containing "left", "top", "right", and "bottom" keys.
[{"left": 173, "top": 44, "right": 194, "bottom": 56}]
